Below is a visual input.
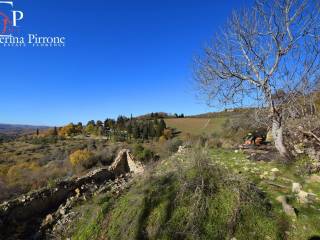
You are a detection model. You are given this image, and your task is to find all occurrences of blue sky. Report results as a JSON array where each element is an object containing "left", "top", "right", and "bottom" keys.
[{"left": 0, "top": 0, "right": 252, "bottom": 126}]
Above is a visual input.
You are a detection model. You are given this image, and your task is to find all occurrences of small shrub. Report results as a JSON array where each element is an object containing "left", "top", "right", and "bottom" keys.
[
  {"left": 69, "top": 149, "right": 96, "bottom": 169},
  {"left": 159, "top": 136, "right": 167, "bottom": 144},
  {"left": 28, "top": 136, "right": 59, "bottom": 145},
  {"left": 206, "top": 138, "right": 223, "bottom": 148},
  {"left": 87, "top": 140, "right": 97, "bottom": 151},
  {"left": 141, "top": 148, "right": 153, "bottom": 162},
  {"left": 295, "top": 155, "right": 315, "bottom": 175},
  {"left": 38, "top": 148, "right": 67, "bottom": 166},
  {"left": 163, "top": 129, "right": 173, "bottom": 139},
  {"left": 6, "top": 162, "right": 40, "bottom": 183},
  {"left": 165, "top": 138, "right": 183, "bottom": 153},
  {"left": 133, "top": 144, "right": 154, "bottom": 163},
  {"left": 95, "top": 146, "right": 118, "bottom": 166}
]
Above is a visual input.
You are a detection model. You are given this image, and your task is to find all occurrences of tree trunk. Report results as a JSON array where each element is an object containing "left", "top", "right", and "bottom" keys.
[{"left": 272, "top": 117, "right": 291, "bottom": 161}]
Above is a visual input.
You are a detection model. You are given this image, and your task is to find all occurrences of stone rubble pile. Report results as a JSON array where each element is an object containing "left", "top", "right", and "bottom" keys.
[
  {"left": 0, "top": 149, "right": 142, "bottom": 240},
  {"left": 40, "top": 174, "right": 130, "bottom": 238}
]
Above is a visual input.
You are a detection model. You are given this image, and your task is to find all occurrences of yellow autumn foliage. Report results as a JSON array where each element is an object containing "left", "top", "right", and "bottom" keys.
[
  {"left": 69, "top": 149, "right": 94, "bottom": 168},
  {"left": 58, "top": 123, "right": 76, "bottom": 137},
  {"left": 6, "top": 162, "right": 40, "bottom": 183}
]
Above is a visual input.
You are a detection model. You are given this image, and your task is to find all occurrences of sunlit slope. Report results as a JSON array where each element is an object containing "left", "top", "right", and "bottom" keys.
[{"left": 165, "top": 117, "right": 227, "bottom": 136}]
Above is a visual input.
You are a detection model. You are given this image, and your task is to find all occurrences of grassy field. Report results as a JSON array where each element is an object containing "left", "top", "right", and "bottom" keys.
[{"left": 165, "top": 117, "right": 227, "bottom": 136}]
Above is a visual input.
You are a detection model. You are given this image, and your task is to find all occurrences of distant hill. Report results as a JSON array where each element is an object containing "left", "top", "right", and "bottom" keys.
[
  {"left": 165, "top": 108, "right": 256, "bottom": 137},
  {"left": 0, "top": 124, "right": 49, "bottom": 136},
  {"left": 165, "top": 117, "right": 226, "bottom": 136}
]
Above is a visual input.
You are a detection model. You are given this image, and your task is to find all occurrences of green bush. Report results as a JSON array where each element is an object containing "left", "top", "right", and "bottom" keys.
[{"left": 133, "top": 144, "right": 154, "bottom": 163}]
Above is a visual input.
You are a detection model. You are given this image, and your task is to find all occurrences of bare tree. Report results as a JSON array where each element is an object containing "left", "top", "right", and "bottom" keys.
[{"left": 194, "top": 0, "right": 320, "bottom": 160}]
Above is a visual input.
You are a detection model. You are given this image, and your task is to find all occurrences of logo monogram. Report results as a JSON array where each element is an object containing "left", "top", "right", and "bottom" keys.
[
  {"left": 0, "top": 1, "right": 23, "bottom": 35},
  {"left": 0, "top": 1, "right": 65, "bottom": 48}
]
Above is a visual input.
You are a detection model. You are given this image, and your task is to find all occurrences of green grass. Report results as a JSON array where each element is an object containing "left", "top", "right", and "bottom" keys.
[
  {"left": 98, "top": 148, "right": 282, "bottom": 240},
  {"left": 68, "top": 147, "right": 319, "bottom": 240},
  {"left": 71, "top": 192, "right": 116, "bottom": 240},
  {"left": 71, "top": 209, "right": 102, "bottom": 240},
  {"left": 209, "top": 148, "right": 320, "bottom": 240}
]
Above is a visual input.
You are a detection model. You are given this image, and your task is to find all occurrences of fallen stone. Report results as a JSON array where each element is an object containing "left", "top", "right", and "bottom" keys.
[
  {"left": 59, "top": 208, "right": 66, "bottom": 216},
  {"left": 297, "top": 191, "right": 317, "bottom": 204},
  {"left": 276, "top": 196, "right": 296, "bottom": 218},
  {"left": 297, "top": 191, "right": 309, "bottom": 204},
  {"left": 271, "top": 168, "right": 280, "bottom": 173},
  {"left": 259, "top": 171, "right": 269, "bottom": 179},
  {"left": 178, "top": 145, "right": 186, "bottom": 154},
  {"left": 75, "top": 188, "right": 80, "bottom": 198},
  {"left": 294, "top": 144, "right": 304, "bottom": 154},
  {"left": 292, "top": 183, "right": 302, "bottom": 193},
  {"left": 270, "top": 168, "right": 280, "bottom": 179},
  {"left": 44, "top": 214, "right": 53, "bottom": 225}
]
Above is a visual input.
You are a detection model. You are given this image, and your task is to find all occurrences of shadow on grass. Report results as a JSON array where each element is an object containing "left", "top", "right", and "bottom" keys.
[{"left": 136, "top": 174, "right": 177, "bottom": 240}]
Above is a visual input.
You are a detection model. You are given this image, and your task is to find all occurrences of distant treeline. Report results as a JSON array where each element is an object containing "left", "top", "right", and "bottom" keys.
[
  {"left": 40, "top": 115, "right": 175, "bottom": 141},
  {"left": 137, "top": 112, "right": 185, "bottom": 119}
]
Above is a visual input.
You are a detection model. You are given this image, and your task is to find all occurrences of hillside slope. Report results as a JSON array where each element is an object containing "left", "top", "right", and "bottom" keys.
[
  {"left": 0, "top": 124, "right": 48, "bottom": 135},
  {"left": 70, "top": 147, "right": 284, "bottom": 240},
  {"left": 165, "top": 118, "right": 227, "bottom": 136}
]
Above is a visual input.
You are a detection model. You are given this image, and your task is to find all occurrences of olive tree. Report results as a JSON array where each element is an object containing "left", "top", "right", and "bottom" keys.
[{"left": 194, "top": 0, "right": 320, "bottom": 159}]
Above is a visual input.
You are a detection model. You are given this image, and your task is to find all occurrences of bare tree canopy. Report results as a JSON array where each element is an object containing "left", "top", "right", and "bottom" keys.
[{"left": 195, "top": 0, "right": 320, "bottom": 159}]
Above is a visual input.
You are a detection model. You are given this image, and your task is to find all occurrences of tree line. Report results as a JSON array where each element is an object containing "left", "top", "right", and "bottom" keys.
[{"left": 45, "top": 116, "right": 169, "bottom": 141}]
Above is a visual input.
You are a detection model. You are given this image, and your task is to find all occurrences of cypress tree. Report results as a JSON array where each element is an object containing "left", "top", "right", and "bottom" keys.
[
  {"left": 159, "top": 119, "right": 166, "bottom": 131},
  {"left": 127, "top": 122, "right": 133, "bottom": 139},
  {"left": 142, "top": 124, "right": 149, "bottom": 140},
  {"left": 148, "top": 121, "right": 156, "bottom": 138},
  {"left": 53, "top": 126, "right": 58, "bottom": 136}
]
